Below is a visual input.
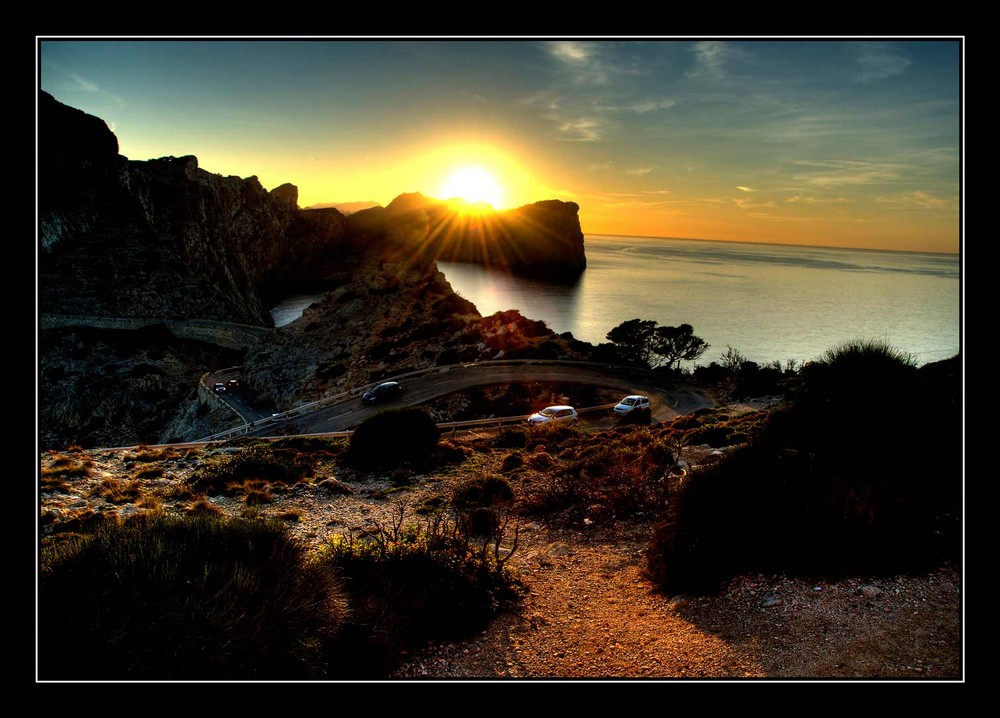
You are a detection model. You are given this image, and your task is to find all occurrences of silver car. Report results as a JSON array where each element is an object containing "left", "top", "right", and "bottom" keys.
[
  {"left": 613, "top": 395, "right": 649, "bottom": 416},
  {"left": 527, "top": 405, "right": 578, "bottom": 425}
]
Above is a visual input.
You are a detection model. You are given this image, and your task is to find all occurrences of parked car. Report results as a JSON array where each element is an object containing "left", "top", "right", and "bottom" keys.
[
  {"left": 613, "top": 395, "right": 650, "bottom": 416},
  {"left": 362, "top": 381, "right": 403, "bottom": 405},
  {"left": 213, "top": 382, "right": 227, "bottom": 393},
  {"left": 527, "top": 405, "right": 578, "bottom": 425}
]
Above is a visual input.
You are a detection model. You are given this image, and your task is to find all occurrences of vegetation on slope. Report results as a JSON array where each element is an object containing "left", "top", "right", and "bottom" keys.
[{"left": 38, "top": 340, "right": 961, "bottom": 679}]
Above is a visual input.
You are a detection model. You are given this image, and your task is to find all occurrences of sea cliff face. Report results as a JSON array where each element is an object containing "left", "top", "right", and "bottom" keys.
[
  {"left": 38, "top": 92, "right": 593, "bottom": 449},
  {"left": 348, "top": 193, "right": 587, "bottom": 281},
  {"left": 39, "top": 91, "right": 336, "bottom": 326}
]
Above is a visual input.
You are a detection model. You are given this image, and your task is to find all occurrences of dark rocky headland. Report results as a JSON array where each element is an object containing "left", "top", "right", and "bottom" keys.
[{"left": 38, "top": 91, "right": 593, "bottom": 450}]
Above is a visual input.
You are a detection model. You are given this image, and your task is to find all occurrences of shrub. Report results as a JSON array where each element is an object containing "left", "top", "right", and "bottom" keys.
[
  {"left": 91, "top": 477, "right": 142, "bottom": 504},
  {"left": 269, "top": 436, "right": 344, "bottom": 456},
  {"left": 618, "top": 406, "right": 651, "bottom": 425},
  {"left": 452, "top": 476, "right": 516, "bottom": 537},
  {"left": 41, "top": 457, "right": 93, "bottom": 480},
  {"left": 188, "top": 444, "right": 306, "bottom": 496},
  {"left": 346, "top": 408, "right": 441, "bottom": 470},
  {"left": 501, "top": 452, "right": 524, "bottom": 472},
  {"left": 318, "top": 512, "right": 522, "bottom": 676},
  {"left": 647, "top": 342, "right": 961, "bottom": 595},
  {"left": 494, "top": 428, "right": 528, "bottom": 449},
  {"left": 433, "top": 439, "right": 471, "bottom": 465},
  {"left": 39, "top": 513, "right": 349, "bottom": 680}
]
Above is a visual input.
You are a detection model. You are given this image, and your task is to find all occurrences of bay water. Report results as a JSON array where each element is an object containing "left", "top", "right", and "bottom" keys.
[{"left": 436, "top": 235, "right": 961, "bottom": 368}]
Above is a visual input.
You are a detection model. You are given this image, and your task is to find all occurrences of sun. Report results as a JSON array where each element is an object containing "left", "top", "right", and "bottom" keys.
[{"left": 440, "top": 166, "right": 503, "bottom": 210}]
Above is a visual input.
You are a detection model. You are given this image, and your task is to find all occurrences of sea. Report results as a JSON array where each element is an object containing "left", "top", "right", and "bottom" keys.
[{"left": 272, "top": 235, "right": 962, "bottom": 369}]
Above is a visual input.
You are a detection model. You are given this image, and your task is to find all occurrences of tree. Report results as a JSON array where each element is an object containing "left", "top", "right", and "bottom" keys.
[
  {"left": 605, "top": 318, "right": 658, "bottom": 367},
  {"left": 605, "top": 319, "right": 709, "bottom": 369},
  {"left": 652, "top": 323, "right": 710, "bottom": 369}
]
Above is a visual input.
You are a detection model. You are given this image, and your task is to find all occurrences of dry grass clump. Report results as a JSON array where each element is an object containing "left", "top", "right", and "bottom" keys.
[
  {"left": 137, "top": 494, "right": 164, "bottom": 511},
  {"left": 130, "top": 445, "right": 179, "bottom": 462},
  {"left": 42, "top": 455, "right": 94, "bottom": 479},
  {"left": 243, "top": 480, "right": 274, "bottom": 506},
  {"left": 132, "top": 465, "right": 165, "bottom": 480},
  {"left": 278, "top": 509, "right": 303, "bottom": 522},
  {"left": 41, "top": 474, "right": 72, "bottom": 494},
  {"left": 186, "top": 498, "right": 223, "bottom": 516},
  {"left": 188, "top": 444, "right": 307, "bottom": 496},
  {"left": 91, "top": 477, "right": 143, "bottom": 504}
]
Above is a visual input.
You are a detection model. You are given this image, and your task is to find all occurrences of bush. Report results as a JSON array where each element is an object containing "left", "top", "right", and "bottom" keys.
[
  {"left": 494, "top": 428, "right": 528, "bottom": 449},
  {"left": 452, "top": 476, "right": 516, "bottom": 537},
  {"left": 188, "top": 444, "right": 307, "bottom": 496},
  {"left": 520, "top": 428, "right": 674, "bottom": 520},
  {"left": 647, "top": 341, "right": 961, "bottom": 595},
  {"left": 346, "top": 408, "right": 441, "bottom": 470},
  {"left": 319, "top": 514, "right": 523, "bottom": 675},
  {"left": 501, "top": 452, "right": 524, "bottom": 472},
  {"left": 39, "top": 513, "right": 349, "bottom": 680}
]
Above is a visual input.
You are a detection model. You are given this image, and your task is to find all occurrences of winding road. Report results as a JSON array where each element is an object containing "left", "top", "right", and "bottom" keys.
[{"left": 204, "top": 361, "right": 715, "bottom": 441}]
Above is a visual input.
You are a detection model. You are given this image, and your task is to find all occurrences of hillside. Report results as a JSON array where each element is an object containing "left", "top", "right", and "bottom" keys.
[
  {"left": 37, "top": 92, "right": 593, "bottom": 450},
  {"left": 38, "top": 401, "right": 962, "bottom": 680}
]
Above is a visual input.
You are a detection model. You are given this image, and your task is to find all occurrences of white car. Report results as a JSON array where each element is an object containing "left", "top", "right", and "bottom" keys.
[
  {"left": 527, "top": 405, "right": 579, "bottom": 425},
  {"left": 613, "top": 395, "right": 650, "bottom": 416}
]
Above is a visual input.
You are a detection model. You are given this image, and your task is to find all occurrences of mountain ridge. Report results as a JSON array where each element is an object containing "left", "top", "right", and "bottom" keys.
[{"left": 37, "top": 91, "right": 594, "bottom": 449}]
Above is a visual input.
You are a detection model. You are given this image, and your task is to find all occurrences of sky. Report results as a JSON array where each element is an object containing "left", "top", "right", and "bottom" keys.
[{"left": 38, "top": 37, "right": 962, "bottom": 254}]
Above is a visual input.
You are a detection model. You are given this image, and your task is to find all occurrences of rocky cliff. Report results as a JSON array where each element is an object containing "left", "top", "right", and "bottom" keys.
[
  {"left": 347, "top": 193, "right": 587, "bottom": 281},
  {"left": 39, "top": 91, "right": 346, "bottom": 325},
  {"left": 37, "top": 92, "right": 594, "bottom": 449}
]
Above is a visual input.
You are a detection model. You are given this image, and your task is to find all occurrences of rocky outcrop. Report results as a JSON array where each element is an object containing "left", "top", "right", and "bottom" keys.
[
  {"left": 37, "top": 92, "right": 595, "bottom": 448},
  {"left": 38, "top": 324, "right": 244, "bottom": 450},
  {"left": 348, "top": 193, "right": 587, "bottom": 281},
  {"left": 38, "top": 92, "right": 347, "bottom": 325}
]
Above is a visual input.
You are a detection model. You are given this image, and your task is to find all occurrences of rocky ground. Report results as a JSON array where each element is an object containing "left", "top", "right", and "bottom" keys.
[{"left": 38, "top": 411, "right": 963, "bottom": 682}]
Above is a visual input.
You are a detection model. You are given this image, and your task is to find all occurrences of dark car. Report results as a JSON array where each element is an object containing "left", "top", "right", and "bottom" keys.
[{"left": 362, "top": 381, "right": 403, "bottom": 405}]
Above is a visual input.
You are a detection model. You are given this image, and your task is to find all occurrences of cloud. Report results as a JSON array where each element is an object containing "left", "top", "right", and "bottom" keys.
[
  {"left": 734, "top": 197, "right": 777, "bottom": 211},
  {"left": 547, "top": 40, "right": 609, "bottom": 85},
  {"left": 626, "top": 167, "right": 655, "bottom": 176},
  {"left": 688, "top": 41, "right": 743, "bottom": 82},
  {"left": 71, "top": 74, "right": 99, "bottom": 92},
  {"left": 628, "top": 99, "right": 677, "bottom": 114},
  {"left": 853, "top": 42, "right": 911, "bottom": 83},
  {"left": 785, "top": 195, "right": 848, "bottom": 205},
  {"left": 876, "top": 191, "right": 951, "bottom": 209},
  {"left": 736, "top": 186, "right": 754, "bottom": 192},
  {"left": 792, "top": 159, "right": 906, "bottom": 187},
  {"left": 588, "top": 160, "right": 613, "bottom": 171},
  {"left": 558, "top": 118, "right": 602, "bottom": 142},
  {"left": 70, "top": 73, "right": 126, "bottom": 107},
  {"left": 600, "top": 198, "right": 675, "bottom": 209},
  {"left": 519, "top": 92, "right": 561, "bottom": 112},
  {"left": 550, "top": 41, "right": 590, "bottom": 63}
]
